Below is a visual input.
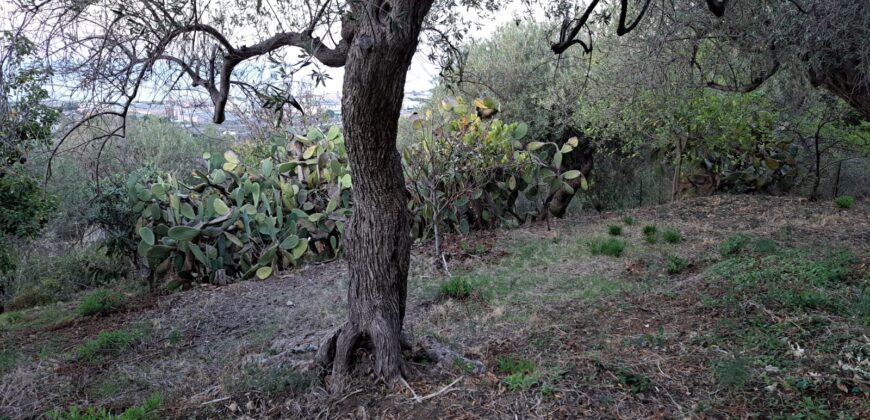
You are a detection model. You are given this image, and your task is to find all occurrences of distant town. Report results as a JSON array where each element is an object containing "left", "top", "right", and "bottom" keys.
[{"left": 49, "top": 90, "right": 433, "bottom": 139}]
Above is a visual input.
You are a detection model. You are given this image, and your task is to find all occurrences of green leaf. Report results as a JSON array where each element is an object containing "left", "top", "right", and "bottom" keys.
[
  {"left": 189, "top": 243, "right": 208, "bottom": 267},
  {"left": 137, "top": 240, "right": 152, "bottom": 257},
  {"left": 213, "top": 198, "right": 230, "bottom": 215},
  {"left": 326, "top": 125, "right": 342, "bottom": 141},
  {"left": 256, "top": 266, "right": 273, "bottom": 280},
  {"left": 168, "top": 226, "right": 201, "bottom": 242},
  {"left": 580, "top": 175, "right": 589, "bottom": 191},
  {"left": 261, "top": 159, "right": 273, "bottom": 177},
  {"left": 139, "top": 227, "right": 155, "bottom": 246},
  {"left": 278, "top": 162, "right": 298, "bottom": 173},
  {"left": 562, "top": 170, "right": 583, "bottom": 180},
  {"left": 514, "top": 122, "right": 529, "bottom": 140},
  {"left": 527, "top": 141, "right": 546, "bottom": 151},
  {"left": 180, "top": 203, "right": 196, "bottom": 219},
  {"left": 224, "top": 150, "right": 240, "bottom": 164},
  {"left": 279, "top": 234, "right": 300, "bottom": 250},
  {"left": 303, "top": 145, "right": 318, "bottom": 159},
  {"left": 291, "top": 239, "right": 309, "bottom": 259},
  {"left": 553, "top": 152, "right": 563, "bottom": 170},
  {"left": 210, "top": 169, "right": 226, "bottom": 184},
  {"left": 560, "top": 144, "right": 574, "bottom": 154},
  {"left": 146, "top": 245, "right": 174, "bottom": 269},
  {"left": 151, "top": 184, "right": 166, "bottom": 200}
]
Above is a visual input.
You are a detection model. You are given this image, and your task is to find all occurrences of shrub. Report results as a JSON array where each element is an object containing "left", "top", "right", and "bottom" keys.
[
  {"left": 616, "top": 368, "right": 652, "bottom": 394},
  {"left": 719, "top": 234, "right": 750, "bottom": 256},
  {"left": 833, "top": 195, "right": 855, "bottom": 209},
  {"left": 666, "top": 255, "right": 689, "bottom": 274},
  {"left": 642, "top": 225, "right": 658, "bottom": 243},
  {"left": 78, "top": 289, "right": 126, "bottom": 317},
  {"left": 607, "top": 225, "right": 623, "bottom": 236},
  {"left": 589, "top": 238, "right": 627, "bottom": 257},
  {"left": 3, "top": 245, "right": 128, "bottom": 310},
  {"left": 497, "top": 356, "right": 540, "bottom": 390},
  {"left": 441, "top": 276, "right": 473, "bottom": 299},
  {"left": 47, "top": 392, "right": 162, "bottom": 420},
  {"left": 78, "top": 329, "right": 137, "bottom": 361},
  {"left": 622, "top": 216, "right": 636, "bottom": 226},
  {"left": 661, "top": 228, "right": 683, "bottom": 243}
]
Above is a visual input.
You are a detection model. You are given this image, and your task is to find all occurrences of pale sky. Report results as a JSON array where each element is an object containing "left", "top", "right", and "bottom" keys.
[{"left": 1, "top": 0, "right": 540, "bottom": 103}]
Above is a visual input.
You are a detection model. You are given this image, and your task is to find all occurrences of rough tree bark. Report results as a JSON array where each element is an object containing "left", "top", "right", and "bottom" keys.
[{"left": 316, "top": 0, "right": 434, "bottom": 388}]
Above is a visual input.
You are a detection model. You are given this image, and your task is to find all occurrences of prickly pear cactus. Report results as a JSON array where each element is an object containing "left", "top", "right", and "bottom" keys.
[{"left": 129, "top": 125, "right": 351, "bottom": 285}]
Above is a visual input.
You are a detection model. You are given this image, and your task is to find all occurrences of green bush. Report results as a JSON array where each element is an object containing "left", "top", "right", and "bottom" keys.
[
  {"left": 497, "top": 356, "right": 540, "bottom": 390},
  {"left": 622, "top": 216, "right": 636, "bottom": 226},
  {"left": 5, "top": 276, "right": 65, "bottom": 310},
  {"left": 78, "top": 329, "right": 137, "bottom": 361},
  {"left": 607, "top": 225, "right": 623, "bottom": 236},
  {"left": 0, "top": 173, "right": 57, "bottom": 238},
  {"left": 833, "top": 195, "right": 855, "bottom": 209},
  {"left": 441, "top": 276, "right": 473, "bottom": 299},
  {"left": 616, "top": 368, "right": 652, "bottom": 394},
  {"left": 661, "top": 228, "right": 683, "bottom": 244},
  {"left": 666, "top": 255, "right": 690, "bottom": 274},
  {"left": 642, "top": 225, "right": 658, "bottom": 243},
  {"left": 589, "top": 238, "right": 627, "bottom": 257},
  {"left": 78, "top": 289, "right": 126, "bottom": 317},
  {"left": 47, "top": 392, "right": 162, "bottom": 420},
  {"left": 719, "top": 233, "right": 750, "bottom": 256},
  {"left": 3, "top": 245, "right": 128, "bottom": 311}
]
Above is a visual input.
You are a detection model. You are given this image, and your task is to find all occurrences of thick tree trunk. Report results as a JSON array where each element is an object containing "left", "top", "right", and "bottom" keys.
[
  {"left": 318, "top": 0, "right": 434, "bottom": 388},
  {"left": 671, "top": 138, "right": 685, "bottom": 201}
]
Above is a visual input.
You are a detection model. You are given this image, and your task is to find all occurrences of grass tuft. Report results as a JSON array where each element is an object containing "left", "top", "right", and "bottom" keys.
[
  {"left": 642, "top": 225, "right": 658, "bottom": 243},
  {"left": 622, "top": 216, "right": 636, "bottom": 226},
  {"left": 440, "top": 276, "right": 473, "bottom": 299},
  {"left": 607, "top": 225, "right": 623, "bottom": 236},
  {"left": 661, "top": 228, "right": 683, "bottom": 243},
  {"left": 719, "top": 233, "right": 750, "bottom": 256},
  {"left": 666, "top": 255, "right": 690, "bottom": 274},
  {"left": 588, "top": 238, "right": 627, "bottom": 257},
  {"left": 833, "top": 195, "right": 855, "bottom": 209},
  {"left": 47, "top": 392, "right": 162, "bottom": 420},
  {"left": 78, "top": 289, "right": 126, "bottom": 317},
  {"left": 78, "top": 329, "right": 137, "bottom": 361}
]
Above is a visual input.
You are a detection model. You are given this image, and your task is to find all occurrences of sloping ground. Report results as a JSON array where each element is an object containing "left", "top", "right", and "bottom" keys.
[{"left": 1, "top": 195, "right": 868, "bottom": 418}]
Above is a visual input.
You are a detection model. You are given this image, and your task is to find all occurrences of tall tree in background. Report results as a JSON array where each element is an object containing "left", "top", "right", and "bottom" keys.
[{"left": 17, "top": 0, "right": 867, "bottom": 387}]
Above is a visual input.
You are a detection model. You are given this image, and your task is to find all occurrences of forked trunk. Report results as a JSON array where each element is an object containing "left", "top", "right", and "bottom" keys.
[{"left": 319, "top": 0, "right": 434, "bottom": 388}]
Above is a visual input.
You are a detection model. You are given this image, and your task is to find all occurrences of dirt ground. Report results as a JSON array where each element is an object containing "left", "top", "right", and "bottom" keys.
[{"left": 1, "top": 195, "right": 868, "bottom": 419}]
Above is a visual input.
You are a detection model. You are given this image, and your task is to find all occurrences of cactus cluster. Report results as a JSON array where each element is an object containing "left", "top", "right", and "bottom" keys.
[
  {"left": 130, "top": 99, "right": 586, "bottom": 286},
  {"left": 403, "top": 97, "right": 587, "bottom": 236},
  {"left": 128, "top": 125, "right": 350, "bottom": 284}
]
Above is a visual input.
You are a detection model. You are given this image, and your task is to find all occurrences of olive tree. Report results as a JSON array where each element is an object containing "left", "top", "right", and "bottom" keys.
[{"left": 17, "top": 0, "right": 756, "bottom": 388}]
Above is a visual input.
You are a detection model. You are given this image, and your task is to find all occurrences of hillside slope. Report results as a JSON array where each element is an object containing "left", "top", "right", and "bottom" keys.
[{"left": 1, "top": 195, "right": 868, "bottom": 418}]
